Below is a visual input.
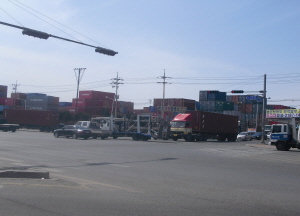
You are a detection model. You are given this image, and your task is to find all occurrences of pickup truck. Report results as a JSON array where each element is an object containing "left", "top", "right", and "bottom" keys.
[{"left": 0, "top": 119, "right": 20, "bottom": 132}]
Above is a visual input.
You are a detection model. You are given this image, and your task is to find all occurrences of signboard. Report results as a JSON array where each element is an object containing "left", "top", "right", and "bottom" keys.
[
  {"left": 266, "top": 109, "right": 300, "bottom": 118},
  {"left": 246, "top": 96, "right": 263, "bottom": 101}
]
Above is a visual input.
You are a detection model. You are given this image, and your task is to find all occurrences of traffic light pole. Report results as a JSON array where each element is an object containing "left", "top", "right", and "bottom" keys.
[{"left": 261, "top": 74, "right": 267, "bottom": 144}]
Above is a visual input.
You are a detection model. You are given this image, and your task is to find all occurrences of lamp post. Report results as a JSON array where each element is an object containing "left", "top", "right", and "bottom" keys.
[{"left": 106, "top": 96, "right": 115, "bottom": 118}]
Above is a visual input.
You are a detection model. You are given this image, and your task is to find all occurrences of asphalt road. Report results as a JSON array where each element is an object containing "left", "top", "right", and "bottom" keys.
[{"left": 1, "top": 130, "right": 300, "bottom": 216}]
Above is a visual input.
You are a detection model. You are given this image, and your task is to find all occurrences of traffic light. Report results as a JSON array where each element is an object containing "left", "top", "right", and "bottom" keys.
[
  {"left": 22, "top": 29, "right": 49, "bottom": 39},
  {"left": 95, "top": 47, "right": 118, "bottom": 56},
  {"left": 207, "top": 90, "right": 219, "bottom": 93},
  {"left": 231, "top": 90, "right": 244, "bottom": 93}
]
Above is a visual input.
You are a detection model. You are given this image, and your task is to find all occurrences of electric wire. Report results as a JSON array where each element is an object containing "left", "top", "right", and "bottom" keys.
[
  {"left": 7, "top": 0, "right": 82, "bottom": 43},
  {"left": 8, "top": 0, "right": 106, "bottom": 47},
  {"left": 0, "top": 5, "right": 24, "bottom": 26}
]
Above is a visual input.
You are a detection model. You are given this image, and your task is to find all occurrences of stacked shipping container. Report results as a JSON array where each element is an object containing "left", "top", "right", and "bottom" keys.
[
  {"left": 66, "top": 90, "right": 134, "bottom": 117},
  {"left": 0, "top": 85, "right": 8, "bottom": 112},
  {"left": 198, "top": 91, "right": 265, "bottom": 131},
  {"left": 151, "top": 98, "right": 196, "bottom": 121}
]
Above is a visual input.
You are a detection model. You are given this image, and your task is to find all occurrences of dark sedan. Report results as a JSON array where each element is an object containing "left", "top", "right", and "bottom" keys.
[
  {"left": 252, "top": 132, "right": 267, "bottom": 140},
  {"left": 53, "top": 125, "right": 92, "bottom": 140}
]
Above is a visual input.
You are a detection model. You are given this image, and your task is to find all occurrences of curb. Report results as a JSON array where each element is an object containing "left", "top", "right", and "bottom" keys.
[
  {"left": 0, "top": 171, "right": 49, "bottom": 179},
  {"left": 246, "top": 143, "right": 274, "bottom": 148}
]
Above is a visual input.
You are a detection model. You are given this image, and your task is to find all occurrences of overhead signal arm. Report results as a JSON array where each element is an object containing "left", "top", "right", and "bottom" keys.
[{"left": 0, "top": 21, "right": 118, "bottom": 56}]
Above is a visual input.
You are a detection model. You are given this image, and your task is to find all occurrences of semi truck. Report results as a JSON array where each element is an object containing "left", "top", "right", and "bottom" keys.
[
  {"left": 3, "top": 109, "right": 60, "bottom": 132},
  {"left": 269, "top": 118, "right": 300, "bottom": 151},
  {"left": 170, "top": 111, "right": 238, "bottom": 142},
  {"left": 0, "top": 119, "right": 20, "bottom": 132}
]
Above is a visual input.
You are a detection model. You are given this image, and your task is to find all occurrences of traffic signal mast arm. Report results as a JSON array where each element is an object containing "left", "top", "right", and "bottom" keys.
[
  {"left": 230, "top": 90, "right": 265, "bottom": 94},
  {"left": 0, "top": 20, "right": 118, "bottom": 56}
]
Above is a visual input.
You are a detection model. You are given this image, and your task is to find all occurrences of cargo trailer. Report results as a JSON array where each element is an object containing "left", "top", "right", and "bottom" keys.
[
  {"left": 3, "top": 109, "right": 60, "bottom": 132},
  {"left": 170, "top": 111, "right": 238, "bottom": 142}
]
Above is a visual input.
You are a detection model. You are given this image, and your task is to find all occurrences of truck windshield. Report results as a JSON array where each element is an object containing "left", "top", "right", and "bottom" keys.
[
  {"left": 272, "top": 125, "right": 282, "bottom": 133},
  {"left": 170, "top": 121, "right": 186, "bottom": 128}
]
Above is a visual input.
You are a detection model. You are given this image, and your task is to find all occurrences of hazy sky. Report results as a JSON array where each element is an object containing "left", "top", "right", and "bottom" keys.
[{"left": 1, "top": 0, "right": 300, "bottom": 109}]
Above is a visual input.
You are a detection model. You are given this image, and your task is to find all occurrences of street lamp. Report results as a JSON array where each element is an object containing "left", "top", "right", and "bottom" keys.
[{"left": 106, "top": 96, "right": 115, "bottom": 117}]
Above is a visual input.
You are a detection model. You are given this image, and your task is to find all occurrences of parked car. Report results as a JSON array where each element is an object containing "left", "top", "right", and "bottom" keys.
[
  {"left": 237, "top": 132, "right": 253, "bottom": 141},
  {"left": 53, "top": 125, "right": 92, "bottom": 140},
  {"left": 251, "top": 132, "right": 267, "bottom": 140}
]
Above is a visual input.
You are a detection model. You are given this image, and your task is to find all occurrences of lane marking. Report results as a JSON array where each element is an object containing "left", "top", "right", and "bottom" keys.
[
  {"left": 110, "top": 164, "right": 130, "bottom": 168},
  {"left": 0, "top": 157, "right": 23, "bottom": 163},
  {"left": 51, "top": 174, "right": 141, "bottom": 193}
]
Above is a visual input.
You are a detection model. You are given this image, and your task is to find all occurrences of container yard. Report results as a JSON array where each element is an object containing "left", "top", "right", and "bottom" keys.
[{"left": 0, "top": 84, "right": 294, "bottom": 135}]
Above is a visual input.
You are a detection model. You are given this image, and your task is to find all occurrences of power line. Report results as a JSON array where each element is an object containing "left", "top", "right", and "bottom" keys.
[{"left": 7, "top": 0, "right": 108, "bottom": 47}]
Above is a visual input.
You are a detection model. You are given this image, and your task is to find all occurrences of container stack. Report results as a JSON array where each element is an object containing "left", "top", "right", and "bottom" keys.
[
  {"left": 198, "top": 91, "right": 234, "bottom": 113},
  {"left": 116, "top": 101, "right": 134, "bottom": 115},
  {"left": 67, "top": 90, "right": 134, "bottom": 117},
  {"left": 25, "top": 93, "right": 59, "bottom": 111},
  {"left": 151, "top": 98, "right": 196, "bottom": 121},
  {"left": 0, "top": 85, "right": 8, "bottom": 112},
  {"left": 69, "top": 90, "right": 114, "bottom": 116},
  {"left": 198, "top": 91, "right": 265, "bottom": 131},
  {"left": 10, "top": 93, "right": 27, "bottom": 109}
]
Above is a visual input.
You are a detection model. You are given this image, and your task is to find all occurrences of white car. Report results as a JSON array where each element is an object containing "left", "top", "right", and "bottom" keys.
[{"left": 237, "top": 132, "right": 253, "bottom": 141}]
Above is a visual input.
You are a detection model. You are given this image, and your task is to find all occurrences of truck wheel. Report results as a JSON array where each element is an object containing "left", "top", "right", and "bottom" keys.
[
  {"left": 92, "top": 135, "right": 97, "bottom": 139},
  {"left": 73, "top": 133, "right": 78, "bottom": 139},
  {"left": 276, "top": 141, "right": 287, "bottom": 151},
  {"left": 11, "top": 128, "right": 16, "bottom": 132},
  {"left": 186, "top": 134, "right": 194, "bottom": 142},
  {"left": 132, "top": 135, "right": 139, "bottom": 141},
  {"left": 172, "top": 137, "right": 178, "bottom": 141},
  {"left": 100, "top": 136, "right": 105, "bottom": 140},
  {"left": 113, "top": 136, "right": 118, "bottom": 139},
  {"left": 54, "top": 132, "right": 59, "bottom": 138}
]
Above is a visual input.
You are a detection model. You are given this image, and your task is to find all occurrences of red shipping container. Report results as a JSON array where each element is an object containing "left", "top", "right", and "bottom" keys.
[
  {"left": 231, "top": 96, "right": 239, "bottom": 103},
  {"left": 79, "top": 90, "right": 99, "bottom": 99},
  {"left": 0, "top": 97, "right": 5, "bottom": 105},
  {"left": 5, "top": 98, "right": 20, "bottom": 106},
  {"left": 97, "top": 91, "right": 115, "bottom": 100},
  {"left": 3, "top": 109, "right": 59, "bottom": 127},
  {"left": 245, "top": 104, "right": 253, "bottom": 113},
  {"left": 103, "top": 99, "right": 113, "bottom": 108},
  {"left": 11, "top": 93, "right": 27, "bottom": 99},
  {"left": 72, "top": 98, "right": 91, "bottom": 107}
]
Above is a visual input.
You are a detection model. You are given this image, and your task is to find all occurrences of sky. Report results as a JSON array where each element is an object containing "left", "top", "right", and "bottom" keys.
[{"left": 1, "top": 0, "right": 300, "bottom": 109}]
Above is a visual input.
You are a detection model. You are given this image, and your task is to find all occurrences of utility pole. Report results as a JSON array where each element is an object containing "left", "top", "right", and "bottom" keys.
[
  {"left": 111, "top": 72, "right": 123, "bottom": 117},
  {"left": 11, "top": 80, "right": 20, "bottom": 108},
  {"left": 11, "top": 80, "right": 20, "bottom": 94},
  {"left": 157, "top": 69, "right": 171, "bottom": 120},
  {"left": 261, "top": 74, "right": 267, "bottom": 144},
  {"left": 74, "top": 68, "right": 86, "bottom": 113}
]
